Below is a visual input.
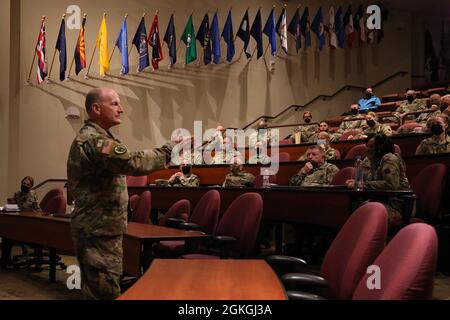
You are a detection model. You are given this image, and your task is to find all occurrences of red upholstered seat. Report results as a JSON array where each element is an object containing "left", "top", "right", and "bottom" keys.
[
  {"left": 339, "top": 130, "right": 362, "bottom": 141},
  {"left": 39, "top": 188, "right": 64, "bottom": 210},
  {"left": 278, "top": 152, "right": 291, "bottom": 162},
  {"left": 182, "top": 193, "right": 263, "bottom": 259},
  {"left": 396, "top": 122, "right": 423, "bottom": 134},
  {"left": 42, "top": 194, "right": 67, "bottom": 215},
  {"left": 331, "top": 167, "right": 356, "bottom": 185},
  {"left": 279, "top": 139, "right": 293, "bottom": 145},
  {"left": 127, "top": 175, "right": 148, "bottom": 196},
  {"left": 158, "top": 199, "right": 190, "bottom": 226},
  {"left": 129, "top": 194, "right": 139, "bottom": 213},
  {"left": 253, "top": 174, "right": 277, "bottom": 187},
  {"left": 130, "top": 191, "right": 151, "bottom": 224},
  {"left": 345, "top": 144, "right": 367, "bottom": 160},
  {"left": 353, "top": 223, "right": 438, "bottom": 300}
]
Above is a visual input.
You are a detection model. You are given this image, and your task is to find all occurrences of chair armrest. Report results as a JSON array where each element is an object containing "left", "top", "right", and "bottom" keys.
[
  {"left": 286, "top": 290, "right": 326, "bottom": 300},
  {"left": 282, "top": 273, "right": 329, "bottom": 288},
  {"left": 266, "top": 255, "right": 307, "bottom": 267},
  {"left": 178, "top": 222, "right": 203, "bottom": 232},
  {"left": 212, "top": 235, "right": 237, "bottom": 259},
  {"left": 165, "top": 218, "right": 186, "bottom": 228}
]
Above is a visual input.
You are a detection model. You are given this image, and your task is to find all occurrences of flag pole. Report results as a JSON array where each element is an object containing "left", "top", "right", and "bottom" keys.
[
  {"left": 110, "top": 13, "right": 127, "bottom": 64},
  {"left": 48, "top": 14, "right": 66, "bottom": 83},
  {"left": 67, "top": 13, "right": 86, "bottom": 80},
  {"left": 27, "top": 16, "right": 46, "bottom": 85},
  {"left": 86, "top": 12, "right": 106, "bottom": 78}
]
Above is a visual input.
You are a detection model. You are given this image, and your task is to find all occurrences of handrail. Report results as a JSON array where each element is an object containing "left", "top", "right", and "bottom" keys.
[
  {"left": 241, "top": 71, "right": 409, "bottom": 130},
  {"left": 32, "top": 179, "right": 67, "bottom": 190}
]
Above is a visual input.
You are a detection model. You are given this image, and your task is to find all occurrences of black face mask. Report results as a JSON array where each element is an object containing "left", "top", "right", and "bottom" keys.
[
  {"left": 304, "top": 118, "right": 312, "bottom": 124},
  {"left": 351, "top": 109, "right": 358, "bottom": 115},
  {"left": 367, "top": 120, "right": 376, "bottom": 128},
  {"left": 407, "top": 96, "right": 414, "bottom": 103},
  {"left": 181, "top": 166, "right": 191, "bottom": 174},
  {"left": 366, "top": 93, "right": 372, "bottom": 99},
  {"left": 430, "top": 124, "right": 444, "bottom": 136},
  {"left": 441, "top": 104, "right": 449, "bottom": 112},
  {"left": 21, "top": 186, "right": 30, "bottom": 193}
]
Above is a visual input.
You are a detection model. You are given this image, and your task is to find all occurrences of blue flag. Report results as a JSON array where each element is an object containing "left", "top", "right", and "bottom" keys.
[
  {"left": 263, "top": 8, "right": 277, "bottom": 56},
  {"left": 250, "top": 9, "right": 263, "bottom": 59},
  {"left": 221, "top": 10, "right": 235, "bottom": 62},
  {"left": 300, "top": 7, "right": 311, "bottom": 49},
  {"left": 237, "top": 10, "right": 251, "bottom": 58},
  {"left": 132, "top": 17, "right": 149, "bottom": 72},
  {"left": 211, "top": 13, "right": 221, "bottom": 64},
  {"left": 287, "top": 8, "right": 301, "bottom": 53},
  {"left": 311, "top": 7, "right": 325, "bottom": 51},
  {"left": 164, "top": 14, "right": 177, "bottom": 66},
  {"left": 335, "top": 6, "right": 345, "bottom": 48},
  {"left": 55, "top": 18, "right": 67, "bottom": 81},
  {"left": 116, "top": 17, "right": 129, "bottom": 75},
  {"left": 197, "top": 13, "right": 212, "bottom": 65}
]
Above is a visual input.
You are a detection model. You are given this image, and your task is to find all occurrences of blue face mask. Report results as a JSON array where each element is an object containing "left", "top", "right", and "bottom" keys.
[{"left": 317, "top": 139, "right": 327, "bottom": 147}]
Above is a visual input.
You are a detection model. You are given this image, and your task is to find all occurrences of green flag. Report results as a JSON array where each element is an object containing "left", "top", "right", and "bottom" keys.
[{"left": 181, "top": 15, "right": 197, "bottom": 64}]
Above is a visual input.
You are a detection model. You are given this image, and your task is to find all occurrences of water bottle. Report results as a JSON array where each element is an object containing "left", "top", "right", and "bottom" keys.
[
  {"left": 262, "top": 169, "right": 270, "bottom": 188},
  {"left": 354, "top": 156, "right": 364, "bottom": 191},
  {"left": 67, "top": 201, "right": 75, "bottom": 214}
]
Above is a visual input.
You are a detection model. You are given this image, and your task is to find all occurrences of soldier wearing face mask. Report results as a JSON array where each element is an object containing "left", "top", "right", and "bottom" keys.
[
  {"left": 416, "top": 94, "right": 442, "bottom": 125},
  {"left": 298, "top": 132, "right": 340, "bottom": 161},
  {"left": 248, "top": 120, "right": 274, "bottom": 164},
  {"left": 441, "top": 95, "right": 450, "bottom": 116},
  {"left": 292, "top": 111, "right": 319, "bottom": 143},
  {"left": 358, "top": 87, "right": 381, "bottom": 113},
  {"left": 362, "top": 112, "right": 393, "bottom": 137},
  {"left": 7, "top": 176, "right": 40, "bottom": 211},
  {"left": 338, "top": 104, "right": 365, "bottom": 134},
  {"left": 222, "top": 157, "right": 255, "bottom": 188},
  {"left": 416, "top": 115, "right": 450, "bottom": 155},
  {"left": 168, "top": 161, "right": 200, "bottom": 187},
  {"left": 211, "top": 137, "right": 243, "bottom": 165},
  {"left": 395, "top": 90, "right": 427, "bottom": 121}
]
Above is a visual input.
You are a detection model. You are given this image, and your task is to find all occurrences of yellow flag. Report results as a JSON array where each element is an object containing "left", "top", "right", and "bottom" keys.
[{"left": 96, "top": 15, "right": 109, "bottom": 76}]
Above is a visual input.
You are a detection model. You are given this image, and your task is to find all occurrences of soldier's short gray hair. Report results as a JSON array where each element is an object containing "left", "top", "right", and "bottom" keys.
[{"left": 85, "top": 88, "right": 105, "bottom": 114}]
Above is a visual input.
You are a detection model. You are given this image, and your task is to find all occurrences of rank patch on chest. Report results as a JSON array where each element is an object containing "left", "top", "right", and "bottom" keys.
[{"left": 114, "top": 145, "right": 128, "bottom": 155}]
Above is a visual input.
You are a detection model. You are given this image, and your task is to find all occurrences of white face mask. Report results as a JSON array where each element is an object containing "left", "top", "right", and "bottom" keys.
[{"left": 317, "top": 139, "right": 327, "bottom": 148}]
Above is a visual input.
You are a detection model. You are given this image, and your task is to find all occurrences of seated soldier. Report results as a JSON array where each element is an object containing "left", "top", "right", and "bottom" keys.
[
  {"left": 441, "top": 94, "right": 450, "bottom": 116},
  {"left": 358, "top": 87, "right": 381, "bottom": 113},
  {"left": 361, "top": 112, "right": 393, "bottom": 137},
  {"left": 338, "top": 104, "right": 365, "bottom": 134},
  {"left": 222, "top": 156, "right": 255, "bottom": 188},
  {"left": 346, "top": 134, "right": 411, "bottom": 227},
  {"left": 7, "top": 176, "right": 40, "bottom": 211},
  {"left": 298, "top": 132, "right": 339, "bottom": 161},
  {"left": 204, "top": 125, "right": 226, "bottom": 151},
  {"left": 289, "top": 145, "right": 339, "bottom": 187},
  {"left": 416, "top": 114, "right": 450, "bottom": 155},
  {"left": 210, "top": 137, "right": 243, "bottom": 165},
  {"left": 416, "top": 94, "right": 442, "bottom": 125},
  {"left": 168, "top": 161, "right": 200, "bottom": 187},
  {"left": 309, "top": 121, "right": 340, "bottom": 143},
  {"left": 395, "top": 89, "right": 427, "bottom": 121},
  {"left": 292, "top": 111, "right": 319, "bottom": 144}
]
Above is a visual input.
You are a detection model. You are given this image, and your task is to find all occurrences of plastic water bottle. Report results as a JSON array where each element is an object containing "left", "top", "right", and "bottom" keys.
[
  {"left": 354, "top": 156, "right": 364, "bottom": 191},
  {"left": 262, "top": 169, "right": 270, "bottom": 188}
]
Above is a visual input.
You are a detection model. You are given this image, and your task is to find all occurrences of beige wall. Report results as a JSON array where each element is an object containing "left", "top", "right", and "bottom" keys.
[{"left": 1, "top": 0, "right": 412, "bottom": 199}]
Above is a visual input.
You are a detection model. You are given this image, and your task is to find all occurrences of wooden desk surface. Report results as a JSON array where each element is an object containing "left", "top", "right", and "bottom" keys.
[
  {"left": 126, "top": 222, "right": 208, "bottom": 241},
  {"left": 118, "top": 259, "right": 287, "bottom": 300}
]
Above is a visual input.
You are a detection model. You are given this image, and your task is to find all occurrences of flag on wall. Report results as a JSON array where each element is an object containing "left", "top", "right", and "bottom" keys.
[
  {"left": 343, "top": 6, "right": 354, "bottom": 49},
  {"left": 132, "top": 17, "right": 149, "bottom": 72},
  {"left": 300, "top": 6, "right": 311, "bottom": 49},
  {"left": 263, "top": 8, "right": 277, "bottom": 56},
  {"left": 55, "top": 17, "right": 67, "bottom": 81},
  {"left": 250, "top": 9, "right": 263, "bottom": 59},
  {"left": 236, "top": 10, "right": 251, "bottom": 58},
  {"left": 211, "top": 12, "right": 221, "bottom": 64},
  {"left": 164, "top": 14, "right": 177, "bottom": 66},
  {"left": 74, "top": 16, "right": 87, "bottom": 75},
  {"left": 287, "top": 7, "right": 301, "bottom": 53},
  {"left": 149, "top": 14, "right": 163, "bottom": 70},
  {"left": 181, "top": 15, "right": 197, "bottom": 64},
  {"left": 221, "top": 9, "right": 235, "bottom": 62},
  {"left": 326, "top": 7, "right": 337, "bottom": 49},
  {"left": 115, "top": 17, "right": 129, "bottom": 75},
  {"left": 197, "top": 13, "right": 212, "bottom": 65},
  {"left": 311, "top": 7, "right": 325, "bottom": 51},
  {"left": 35, "top": 19, "right": 48, "bottom": 84},
  {"left": 276, "top": 6, "right": 288, "bottom": 54},
  {"left": 353, "top": 5, "right": 366, "bottom": 44},
  {"left": 96, "top": 15, "right": 109, "bottom": 76},
  {"left": 335, "top": 6, "right": 345, "bottom": 48}
]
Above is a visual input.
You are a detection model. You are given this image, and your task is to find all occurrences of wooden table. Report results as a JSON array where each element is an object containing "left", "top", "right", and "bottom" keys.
[{"left": 118, "top": 259, "right": 287, "bottom": 300}]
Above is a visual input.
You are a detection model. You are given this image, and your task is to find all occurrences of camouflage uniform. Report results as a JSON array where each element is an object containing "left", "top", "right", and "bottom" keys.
[
  {"left": 13, "top": 190, "right": 40, "bottom": 211},
  {"left": 298, "top": 147, "right": 340, "bottom": 161},
  {"left": 289, "top": 162, "right": 339, "bottom": 187},
  {"left": 168, "top": 173, "right": 200, "bottom": 187},
  {"left": 362, "top": 153, "right": 411, "bottom": 224},
  {"left": 248, "top": 131, "right": 275, "bottom": 165},
  {"left": 210, "top": 149, "right": 244, "bottom": 165},
  {"left": 395, "top": 99, "right": 427, "bottom": 122},
  {"left": 415, "top": 134, "right": 450, "bottom": 155},
  {"left": 170, "top": 149, "right": 203, "bottom": 165},
  {"left": 416, "top": 110, "right": 441, "bottom": 125},
  {"left": 294, "top": 124, "right": 319, "bottom": 143},
  {"left": 67, "top": 120, "right": 173, "bottom": 299},
  {"left": 308, "top": 132, "right": 341, "bottom": 144},
  {"left": 223, "top": 171, "right": 255, "bottom": 188},
  {"left": 363, "top": 123, "right": 393, "bottom": 136},
  {"left": 338, "top": 115, "right": 365, "bottom": 133}
]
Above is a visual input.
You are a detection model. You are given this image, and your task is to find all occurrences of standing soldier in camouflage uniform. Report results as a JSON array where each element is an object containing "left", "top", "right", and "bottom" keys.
[
  {"left": 289, "top": 145, "right": 339, "bottom": 186},
  {"left": 292, "top": 112, "right": 319, "bottom": 144},
  {"left": 416, "top": 94, "right": 442, "bottom": 125},
  {"left": 222, "top": 156, "right": 255, "bottom": 188},
  {"left": 416, "top": 115, "right": 450, "bottom": 155},
  {"left": 338, "top": 104, "right": 366, "bottom": 135},
  {"left": 67, "top": 88, "right": 176, "bottom": 299},
  {"left": 168, "top": 161, "right": 200, "bottom": 187},
  {"left": 346, "top": 134, "right": 411, "bottom": 226},
  {"left": 298, "top": 132, "right": 340, "bottom": 161},
  {"left": 7, "top": 176, "right": 40, "bottom": 211},
  {"left": 395, "top": 90, "right": 427, "bottom": 121}
]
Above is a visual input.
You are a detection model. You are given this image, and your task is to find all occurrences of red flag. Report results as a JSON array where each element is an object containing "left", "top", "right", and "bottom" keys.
[{"left": 148, "top": 14, "right": 164, "bottom": 70}]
